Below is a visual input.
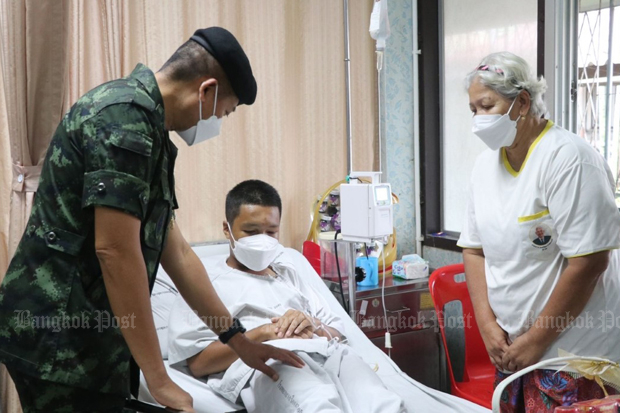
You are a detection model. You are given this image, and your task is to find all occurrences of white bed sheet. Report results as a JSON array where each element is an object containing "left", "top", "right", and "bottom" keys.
[{"left": 139, "top": 246, "right": 490, "bottom": 413}]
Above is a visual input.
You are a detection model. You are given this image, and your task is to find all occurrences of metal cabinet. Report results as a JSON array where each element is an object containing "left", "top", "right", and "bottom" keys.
[{"left": 370, "top": 328, "right": 445, "bottom": 390}]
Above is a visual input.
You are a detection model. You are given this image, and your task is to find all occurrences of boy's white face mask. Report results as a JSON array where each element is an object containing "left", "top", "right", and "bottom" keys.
[
  {"left": 177, "top": 84, "right": 223, "bottom": 146},
  {"left": 227, "top": 223, "right": 283, "bottom": 272},
  {"left": 471, "top": 96, "right": 521, "bottom": 150}
]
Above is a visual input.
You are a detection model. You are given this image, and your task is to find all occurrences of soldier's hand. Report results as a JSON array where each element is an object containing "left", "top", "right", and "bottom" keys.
[
  {"left": 227, "top": 333, "right": 305, "bottom": 381},
  {"left": 147, "top": 376, "right": 195, "bottom": 413}
]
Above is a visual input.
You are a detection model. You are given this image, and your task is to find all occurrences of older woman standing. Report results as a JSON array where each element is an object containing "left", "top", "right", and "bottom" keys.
[{"left": 458, "top": 52, "right": 620, "bottom": 412}]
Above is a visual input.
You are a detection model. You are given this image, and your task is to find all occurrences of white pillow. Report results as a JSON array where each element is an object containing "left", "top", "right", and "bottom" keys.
[
  {"left": 151, "top": 243, "right": 229, "bottom": 359},
  {"left": 151, "top": 267, "right": 178, "bottom": 360}
]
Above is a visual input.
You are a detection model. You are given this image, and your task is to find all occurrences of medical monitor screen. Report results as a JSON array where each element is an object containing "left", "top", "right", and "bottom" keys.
[{"left": 375, "top": 186, "right": 389, "bottom": 205}]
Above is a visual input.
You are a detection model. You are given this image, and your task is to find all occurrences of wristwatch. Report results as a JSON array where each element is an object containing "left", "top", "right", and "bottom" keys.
[{"left": 218, "top": 317, "right": 247, "bottom": 344}]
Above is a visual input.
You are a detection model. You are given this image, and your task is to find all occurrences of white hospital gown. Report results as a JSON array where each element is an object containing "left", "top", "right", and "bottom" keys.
[{"left": 167, "top": 248, "right": 405, "bottom": 413}]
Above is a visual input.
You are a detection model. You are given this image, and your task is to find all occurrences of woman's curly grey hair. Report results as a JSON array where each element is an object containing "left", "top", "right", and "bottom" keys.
[{"left": 465, "top": 52, "right": 548, "bottom": 117}]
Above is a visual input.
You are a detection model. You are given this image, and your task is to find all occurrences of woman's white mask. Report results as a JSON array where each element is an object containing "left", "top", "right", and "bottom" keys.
[
  {"left": 177, "top": 84, "right": 223, "bottom": 146},
  {"left": 227, "top": 223, "right": 283, "bottom": 272},
  {"left": 471, "top": 96, "right": 521, "bottom": 150}
]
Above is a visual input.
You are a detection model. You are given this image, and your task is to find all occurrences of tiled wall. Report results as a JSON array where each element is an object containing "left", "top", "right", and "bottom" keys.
[{"left": 423, "top": 246, "right": 464, "bottom": 270}]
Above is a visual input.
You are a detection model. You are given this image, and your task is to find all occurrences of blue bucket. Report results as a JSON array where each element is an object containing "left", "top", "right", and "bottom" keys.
[{"left": 356, "top": 256, "right": 379, "bottom": 287}]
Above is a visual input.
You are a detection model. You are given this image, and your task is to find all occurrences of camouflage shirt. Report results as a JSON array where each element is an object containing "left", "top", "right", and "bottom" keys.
[{"left": 0, "top": 64, "right": 177, "bottom": 396}]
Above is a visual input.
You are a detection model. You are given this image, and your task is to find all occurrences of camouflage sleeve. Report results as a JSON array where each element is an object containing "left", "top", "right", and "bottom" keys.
[{"left": 81, "top": 103, "right": 154, "bottom": 220}]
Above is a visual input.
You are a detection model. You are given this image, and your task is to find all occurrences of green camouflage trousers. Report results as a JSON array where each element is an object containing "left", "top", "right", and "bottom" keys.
[{"left": 6, "top": 366, "right": 133, "bottom": 413}]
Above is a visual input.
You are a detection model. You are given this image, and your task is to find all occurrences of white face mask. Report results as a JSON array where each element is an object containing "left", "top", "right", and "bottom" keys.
[
  {"left": 227, "top": 223, "right": 283, "bottom": 272},
  {"left": 177, "top": 84, "right": 223, "bottom": 146},
  {"left": 471, "top": 97, "right": 521, "bottom": 150}
]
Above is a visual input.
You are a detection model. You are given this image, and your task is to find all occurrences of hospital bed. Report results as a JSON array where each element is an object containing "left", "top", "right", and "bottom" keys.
[{"left": 138, "top": 242, "right": 490, "bottom": 413}]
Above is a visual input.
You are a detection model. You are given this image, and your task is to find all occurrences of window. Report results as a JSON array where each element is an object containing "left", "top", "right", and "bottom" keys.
[
  {"left": 418, "top": 0, "right": 543, "bottom": 250},
  {"left": 576, "top": 1, "right": 620, "bottom": 206}
]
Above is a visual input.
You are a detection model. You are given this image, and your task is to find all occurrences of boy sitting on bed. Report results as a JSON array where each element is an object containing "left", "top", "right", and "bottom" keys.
[{"left": 167, "top": 180, "right": 405, "bottom": 413}]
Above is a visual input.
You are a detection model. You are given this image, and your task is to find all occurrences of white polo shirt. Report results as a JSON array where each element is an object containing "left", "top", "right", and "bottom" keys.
[{"left": 458, "top": 121, "right": 620, "bottom": 362}]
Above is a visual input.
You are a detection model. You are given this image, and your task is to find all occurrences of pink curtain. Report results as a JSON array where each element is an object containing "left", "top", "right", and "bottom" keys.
[{"left": 0, "top": 2, "right": 376, "bottom": 411}]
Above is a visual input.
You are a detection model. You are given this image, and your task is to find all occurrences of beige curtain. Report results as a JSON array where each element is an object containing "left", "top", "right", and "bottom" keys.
[
  {"left": 0, "top": 1, "right": 72, "bottom": 412},
  {"left": 0, "top": 25, "right": 15, "bottom": 413},
  {"left": 0, "top": 21, "right": 10, "bottom": 283},
  {"left": 0, "top": 1, "right": 376, "bottom": 411},
  {"left": 127, "top": 0, "right": 378, "bottom": 248}
]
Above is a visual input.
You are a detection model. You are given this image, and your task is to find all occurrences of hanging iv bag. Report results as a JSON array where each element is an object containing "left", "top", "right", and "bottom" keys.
[{"left": 369, "top": 0, "right": 391, "bottom": 50}]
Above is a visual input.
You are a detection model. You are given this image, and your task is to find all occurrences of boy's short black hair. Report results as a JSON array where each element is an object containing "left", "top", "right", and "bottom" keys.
[{"left": 225, "top": 180, "right": 282, "bottom": 224}]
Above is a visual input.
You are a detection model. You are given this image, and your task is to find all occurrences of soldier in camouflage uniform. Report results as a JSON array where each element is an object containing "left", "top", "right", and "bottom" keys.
[{"left": 0, "top": 27, "right": 303, "bottom": 412}]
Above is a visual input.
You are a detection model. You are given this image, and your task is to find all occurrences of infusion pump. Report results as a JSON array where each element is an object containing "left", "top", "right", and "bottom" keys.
[{"left": 340, "top": 172, "right": 393, "bottom": 243}]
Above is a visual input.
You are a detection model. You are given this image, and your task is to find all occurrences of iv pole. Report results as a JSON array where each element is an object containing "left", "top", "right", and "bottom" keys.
[
  {"left": 342, "top": 0, "right": 357, "bottom": 319},
  {"left": 343, "top": 0, "right": 353, "bottom": 177}
]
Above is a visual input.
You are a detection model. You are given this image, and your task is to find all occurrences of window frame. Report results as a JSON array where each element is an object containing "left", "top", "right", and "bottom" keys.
[{"left": 417, "top": 0, "right": 546, "bottom": 252}]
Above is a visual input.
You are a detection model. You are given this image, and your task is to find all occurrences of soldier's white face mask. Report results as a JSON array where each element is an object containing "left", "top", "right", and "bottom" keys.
[
  {"left": 471, "top": 96, "right": 521, "bottom": 150},
  {"left": 177, "top": 84, "right": 222, "bottom": 146},
  {"left": 227, "top": 223, "right": 283, "bottom": 272}
]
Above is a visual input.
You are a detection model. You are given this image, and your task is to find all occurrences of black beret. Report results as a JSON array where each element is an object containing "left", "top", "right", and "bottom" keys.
[{"left": 190, "top": 27, "right": 257, "bottom": 106}]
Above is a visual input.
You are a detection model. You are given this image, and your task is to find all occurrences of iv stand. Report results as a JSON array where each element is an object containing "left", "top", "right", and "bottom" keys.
[
  {"left": 342, "top": 0, "right": 357, "bottom": 320},
  {"left": 343, "top": 0, "right": 353, "bottom": 177}
]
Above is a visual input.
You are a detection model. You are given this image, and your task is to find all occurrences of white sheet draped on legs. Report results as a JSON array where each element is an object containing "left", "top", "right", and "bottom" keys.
[{"left": 241, "top": 345, "right": 406, "bottom": 413}]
